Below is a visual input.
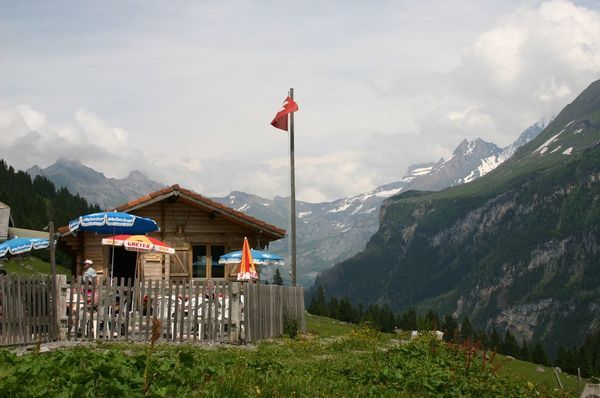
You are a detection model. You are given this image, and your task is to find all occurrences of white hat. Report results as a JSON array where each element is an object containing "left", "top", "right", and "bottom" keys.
[{"left": 84, "top": 259, "right": 93, "bottom": 266}]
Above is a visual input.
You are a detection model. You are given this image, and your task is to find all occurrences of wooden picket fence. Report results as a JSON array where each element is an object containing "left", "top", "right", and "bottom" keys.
[
  {"left": 243, "top": 283, "right": 306, "bottom": 342},
  {"left": 0, "top": 275, "right": 60, "bottom": 345},
  {"left": 0, "top": 275, "right": 305, "bottom": 346},
  {"left": 65, "top": 277, "right": 237, "bottom": 343},
  {"left": 63, "top": 276, "right": 304, "bottom": 344}
]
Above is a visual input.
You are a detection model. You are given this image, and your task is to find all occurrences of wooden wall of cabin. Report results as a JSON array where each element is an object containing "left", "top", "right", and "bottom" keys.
[
  {"left": 131, "top": 200, "right": 264, "bottom": 248},
  {"left": 59, "top": 197, "right": 282, "bottom": 280},
  {"left": 59, "top": 231, "right": 109, "bottom": 277},
  {"left": 130, "top": 200, "right": 266, "bottom": 279}
]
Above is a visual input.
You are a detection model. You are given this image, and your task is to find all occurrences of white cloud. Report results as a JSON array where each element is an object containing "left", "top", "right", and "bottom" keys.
[
  {"left": 471, "top": 24, "right": 526, "bottom": 83},
  {"left": 75, "top": 109, "right": 129, "bottom": 147},
  {"left": 409, "top": 0, "right": 600, "bottom": 148},
  {"left": 0, "top": 105, "right": 145, "bottom": 178},
  {"left": 16, "top": 105, "right": 47, "bottom": 131},
  {"left": 0, "top": 1, "right": 599, "bottom": 202},
  {"left": 535, "top": 76, "right": 572, "bottom": 102}
]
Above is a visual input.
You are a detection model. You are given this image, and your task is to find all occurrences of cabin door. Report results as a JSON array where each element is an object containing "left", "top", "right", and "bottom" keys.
[{"left": 168, "top": 244, "right": 190, "bottom": 278}]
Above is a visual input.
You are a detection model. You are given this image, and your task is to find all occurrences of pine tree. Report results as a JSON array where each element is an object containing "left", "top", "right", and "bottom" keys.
[
  {"left": 308, "top": 285, "right": 327, "bottom": 316},
  {"left": 379, "top": 304, "right": 397, "bottom": 332},
  {"left": 364, "top": 304, "right": 380, "bottom": 328},
  {"left": 520, "top": 340, "right": 530, "bottom": 362},
  {"left": 424, "top": 310, "right": 440, "bottom": 330},
  {"left": 577, "top": 346, "right": 594, "bottom": 377},
  {"left": 554, "top": 345, "right": 579, "bottom": 374},
  {"left": 473, "top": 329, "right": 489, "bottom": 348},
  {"left": 460, "top": 317, "right": 473, "bottom": 343},
  {"left": 501, "top": 330, "right": 520, "bottom": 358},
  {"left": 272, "top": 268, "right": 284, "bottom": 286},
  {"left": 561, "top": 348, "right": 578, "bottom": 374},
  {"left": 532, "top": 342, "right": 550, "bottom": 366},
  {"left": 356, "top": 303, "right": 364, "bottom": 322},
  {"left": 328, "top": 297, "right": 339, "bottom": 319},
  {"left": 578, "top": 328, "right": 600, "bottom": 377},
  {"left": 337, "top": 298, "right": 356, "bottom": 323},
  {"left": 441, "top": 314, "right": 458, "bottom": 342},
  {"left": 489, "top": 328, "right": 501, "bottom": 351},
  {"left": 399, "top": 309, "right": 417, "bottom": 330}
]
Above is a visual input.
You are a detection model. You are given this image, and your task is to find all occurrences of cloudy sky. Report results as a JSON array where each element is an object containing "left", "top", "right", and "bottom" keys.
[{"left": 1, "top": 0, "right": 600, "bottom": 202}]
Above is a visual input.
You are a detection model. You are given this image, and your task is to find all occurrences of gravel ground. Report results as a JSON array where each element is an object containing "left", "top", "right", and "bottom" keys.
[
  {"left": 5, "top": 338, "right": 256, "bottom": 356},
  {"left": 7, "top": 340, "right": 98, "bottom": 356}
]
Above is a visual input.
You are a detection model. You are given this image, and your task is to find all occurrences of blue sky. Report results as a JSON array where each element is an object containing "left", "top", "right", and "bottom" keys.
[{"left": 1, "top": 0, "right": 599, "bottom": 201}]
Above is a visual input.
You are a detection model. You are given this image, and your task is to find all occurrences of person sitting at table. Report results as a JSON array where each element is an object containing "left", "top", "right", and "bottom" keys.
[
  {"left": 82, "top": 259, "right": 98, "bottom": 306},
  {"left": 83, "top": 259, "right": 97, "bottom": 282}
]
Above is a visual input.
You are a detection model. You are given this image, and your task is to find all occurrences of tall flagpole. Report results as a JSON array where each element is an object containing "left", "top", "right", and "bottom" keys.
[{"left": 288, "top": 88, "right": 297, "bottom": 286}]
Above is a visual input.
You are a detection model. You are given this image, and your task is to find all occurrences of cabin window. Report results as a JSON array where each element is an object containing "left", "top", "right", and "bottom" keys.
[
  {"left": 192, "top": 244, "right": 226, "bottom": 278},
  {"left": 192, "top": 245, "right": 207, "bottom": 278},
  {"left": 210, "top": 245, "right": 226, "bottom": 278}
]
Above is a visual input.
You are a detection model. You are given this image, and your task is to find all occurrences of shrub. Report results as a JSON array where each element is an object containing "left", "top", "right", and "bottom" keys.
[{"left": 283, "top": 311, "right": 300, "bottom": 339}]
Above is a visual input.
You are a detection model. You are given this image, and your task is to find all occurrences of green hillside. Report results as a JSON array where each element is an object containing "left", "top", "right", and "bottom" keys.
[
  {"left": 0, "top": 159, "right": 101, "bottom": 269},
  {"left": 316, "top": 79, "right": 600, "bottom": 355},
  {"left": 0, "top": 256, "right": 70, "bottom": 277},
  {"left": 0, "top": 159, "right": 101, "bottom": 231}
]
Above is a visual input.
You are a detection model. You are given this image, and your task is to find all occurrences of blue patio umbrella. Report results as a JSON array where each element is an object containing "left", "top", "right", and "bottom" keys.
[
  {"left": 69, "top": 211, "right": 159, "bottom": 235},
  {"left": 68, "top": 211, "right": 160, "bottom": 279},
  {"left": 0, "top": 237, "right": 50, "bottom": 258},
  {"left": 219, "top": 249, "right": 284, "bottom": 266}
]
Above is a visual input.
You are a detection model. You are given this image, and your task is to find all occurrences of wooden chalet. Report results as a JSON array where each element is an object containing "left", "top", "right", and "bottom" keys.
[
  {"left": 0, "top": 201, "right": 48, "bottom": 243},
  {"left": 0, "top": 201, "right": 11, "bottom": 243},
  {"left": 59, "top": 185, "right": 286, "bottom": 281}
]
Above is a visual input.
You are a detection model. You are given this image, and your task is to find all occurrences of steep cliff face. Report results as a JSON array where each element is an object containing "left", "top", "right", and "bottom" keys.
[{"left": 315, "top": 80, "right": 600, "bottom": 352}]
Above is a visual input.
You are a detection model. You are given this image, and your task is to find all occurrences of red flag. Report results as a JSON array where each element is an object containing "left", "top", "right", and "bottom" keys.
[{"left": 271, "top": 96, "right": 299, "bottom": 131}]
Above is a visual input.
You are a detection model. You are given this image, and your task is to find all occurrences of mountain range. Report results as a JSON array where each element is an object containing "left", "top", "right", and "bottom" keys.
[
  {"left": 27, "top": 159, "right": 164, "bottom": 210},
  {"left": 315, "top": 79, "right": 600, "bottom": 353},
  {"left": 27, "top": 119, "right": 547, "bottom": 286},
  {"left": 211, "top": 120, "right": 547, "bottom": 285}
]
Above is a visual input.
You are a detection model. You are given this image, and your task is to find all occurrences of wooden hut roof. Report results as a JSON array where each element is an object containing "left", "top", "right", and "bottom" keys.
[{"left": 58, "top": 184, "right": 286, "bottom": 240}]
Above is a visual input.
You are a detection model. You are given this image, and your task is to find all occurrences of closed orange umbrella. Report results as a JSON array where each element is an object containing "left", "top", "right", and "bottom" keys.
[{"left": 237, "top": 237, "right": 258, "bottom": 281}]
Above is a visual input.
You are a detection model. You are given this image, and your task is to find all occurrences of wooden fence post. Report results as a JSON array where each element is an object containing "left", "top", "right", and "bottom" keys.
[
  {"left": 55, "top": 274, "right": 67, "bottom": 340},
  {"left": 229, "top": 282, "right": 240, "bottom": 344}
]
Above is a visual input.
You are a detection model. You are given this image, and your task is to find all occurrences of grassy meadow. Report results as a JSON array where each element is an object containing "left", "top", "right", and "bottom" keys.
[
  {"left": 0, "top": 256, "right": 70, "bottom": 277},
  {"left": 0, "top": 313, "right": 579, "bottom": 397}
]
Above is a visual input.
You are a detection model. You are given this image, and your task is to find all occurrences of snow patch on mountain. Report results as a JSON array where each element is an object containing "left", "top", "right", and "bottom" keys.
[
  {"left": 374, "top": 188, "right": 404, "bottom": 198},
  {"left": 236, "top": 203, "right": 251, "bottom": 212},
  {"left": 536, "top": 130, "right": 563, "bottom": 154},
  {"left": 412, "top": 166, "right": 434, "bottom": 176},
  {"left": 359, "top": 207, "right": 377, "bottom": 215},
  {"left": 461, "top": 155, "right": 502, "bottom": 184},
  {"left": 327, "top": 201, "right": 352, "bottom": 214},
  {"left": 298, "top": 211, "right": 312, "bottom": 218}
]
